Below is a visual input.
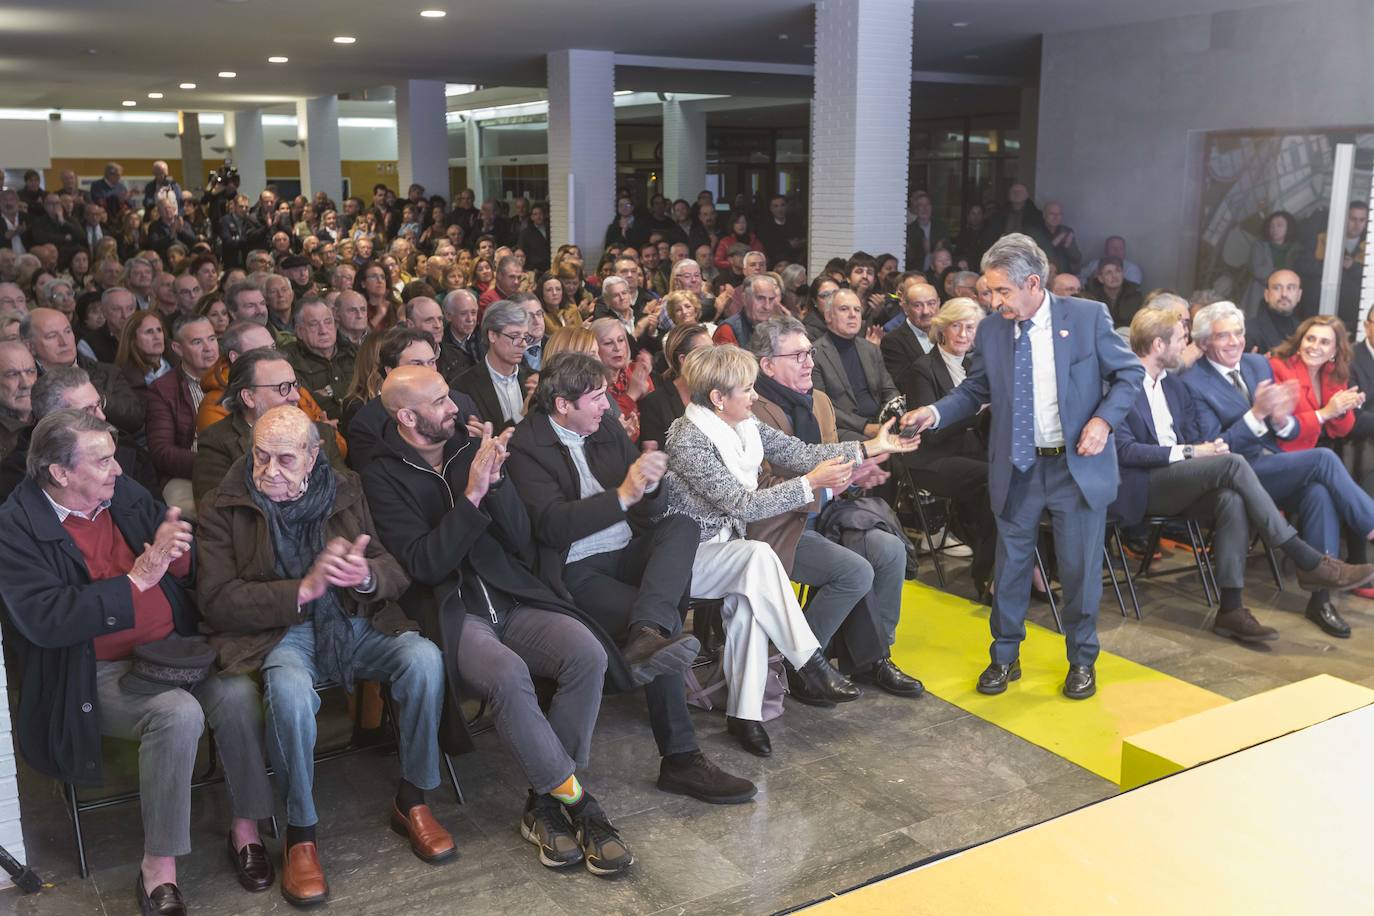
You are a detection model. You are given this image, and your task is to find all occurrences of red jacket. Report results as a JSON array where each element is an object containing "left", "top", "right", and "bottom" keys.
[
  {"left": 146, "top": 369, "right": 198, "bottom": 483},
  {"left": 713, "top": 232, "right": 764, "bottom": 271},
  {"left": 1268, "top": 354, "right": 1356, "bottom": 451}
]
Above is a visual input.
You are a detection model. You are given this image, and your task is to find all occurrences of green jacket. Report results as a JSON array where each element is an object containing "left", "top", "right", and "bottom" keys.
[{"left": 282, "top": 337, "right": 356, "bottom": 421}]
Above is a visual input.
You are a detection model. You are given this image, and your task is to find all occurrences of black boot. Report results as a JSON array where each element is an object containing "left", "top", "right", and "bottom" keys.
[{"left": 786, "top": 650, "right": 862, "bottom": 706}]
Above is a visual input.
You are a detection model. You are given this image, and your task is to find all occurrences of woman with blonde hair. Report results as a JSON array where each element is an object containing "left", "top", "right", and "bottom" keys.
[
  {"left": 662, "top": 289, "right": 715, "bottom": 337},
  {"left": 661, "top": 344, "right": 918, "bottom": 756}
]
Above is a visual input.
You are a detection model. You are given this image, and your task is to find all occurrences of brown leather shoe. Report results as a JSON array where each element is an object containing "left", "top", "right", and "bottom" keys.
[
  {"left": 390, "top": 803, "right": 457, "bottom": 863},
  {"left": 1212, "top": 607, "right": 1279, "bottom": 643},
  {"left": 621, "top": 626, "right": 700, "bottom": 687},
  {"left": 281, "top": 842, "right": 329, "bottom": 907},
  {"left": 1295, "top": 555, "right": 1374, "bottom": 592}
]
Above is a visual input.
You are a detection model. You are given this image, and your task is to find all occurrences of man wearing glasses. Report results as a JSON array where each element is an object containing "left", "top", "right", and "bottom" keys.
[
  {"left": 747, "top": 316, "right": 924, "bottom": 699},
  {"left": 194, "top": 348, "right": 345, "bottom": 501},
  {"left": 454, "top": 299, "right": 533, "bottom": 431}
]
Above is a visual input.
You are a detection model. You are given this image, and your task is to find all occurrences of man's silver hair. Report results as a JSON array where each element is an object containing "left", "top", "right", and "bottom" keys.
[
  {"left": 1191, "top": 300, "right": 1244, "bottom": 347},
  {"left": 600, "top": 275, "right": 629, "bottom": 300},
  {"left": 481, "top": 299, "right": 528, "bottom": 336},
  {"left": 748, "top": 315, "right": 808, "bottom": 360},
  {"left": 441, "top": 288, "right": 476, "bottom": 317},
  {"left": 980, "top": 233, "right": 1049, "bottom": 288},
  {"left": 741, "top": 272, "right": 780, "bottom": 307}
]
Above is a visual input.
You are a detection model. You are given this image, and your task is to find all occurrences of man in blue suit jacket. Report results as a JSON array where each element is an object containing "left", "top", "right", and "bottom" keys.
[
  {"left": 1182, "top": 300, "right": 1374, "bottom": 637},
  {"left": 906, "top": 234, "right": 1144, "bottom": 699},
  {"left": 1113, "top": 307, "right": 1374, "bottom": 642}
]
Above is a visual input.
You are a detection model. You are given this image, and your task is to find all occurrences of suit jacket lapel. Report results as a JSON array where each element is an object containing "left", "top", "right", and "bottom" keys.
[
  {"left": 1049, "top": 294, "right": 1072, "bottom": 414},
  {"left": 1136, "top": 389, "right": 1159, "bottom": 443},
  {"left": 930, "top": 351, "right": 954, "bottom": 396},
  {"left": 816, "top": 340, "right": 849, "bottom": 405}
]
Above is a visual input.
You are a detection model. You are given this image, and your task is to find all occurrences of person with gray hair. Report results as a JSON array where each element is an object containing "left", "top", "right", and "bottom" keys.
[
  {"left": 453, "top": 298, "right": 532, "bottom": 429},
  {"left": 76, "top": 285, "right": 136, "bottom": 364},
  {"left": 0, "top": 408, "right": 276, "bottom": 915},
  {"left": 281, "top": 298, "right": 356, "bottom": 422},
  {"left": 0, "top": 339, "right": 36, "bottom": 459},
  {"left": 906, "top": 233, "right": 1145, "bottom": 700},
  {"left": 437, "top": 287, "right": 481, "bottom": 382},
  {"left": 713, "top": 272, "right": 781, "bottom": 346}
]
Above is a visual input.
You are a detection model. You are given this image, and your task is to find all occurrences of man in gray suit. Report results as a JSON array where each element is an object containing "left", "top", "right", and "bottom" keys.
[
  {"left": 811, "top": 289, "right": 901, "bottom": 442},
  {"left": 906, "top": 234, "right": 1145, "bottom": 699}
]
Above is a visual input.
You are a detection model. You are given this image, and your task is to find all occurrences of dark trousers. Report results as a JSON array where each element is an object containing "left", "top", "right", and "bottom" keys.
[
  {"left": 910, "top": 454, "right": 997, "bottom": 584},
  {"left": 563, "top": 516, "right": 700, "bottom": 758},
  {"left": 994, "top": 454, "right": 1103, "bottom": 667},
  {"left": 1251, "top": 447, "right": 1374, "bottom": 555}
]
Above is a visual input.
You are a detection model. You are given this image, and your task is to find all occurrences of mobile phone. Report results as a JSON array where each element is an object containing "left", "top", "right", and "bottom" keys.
[{"left": 899, "top": 424, "right": 920, "bottom": 440}]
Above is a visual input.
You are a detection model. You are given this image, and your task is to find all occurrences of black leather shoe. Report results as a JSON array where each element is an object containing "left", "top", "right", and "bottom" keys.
[
  {"left": 859, "top": 657, "right": 925, "bottom": 699},
  {"left": 1305, "top": 600, "right": 1352, "bottom": 638},
  {"left": 138, "top": 873, "right": 186, "bottom": 916},
  {"left": 1063, "top": 664, "right": 1096, "bottom": 700},
  {"left": 228, "top": 834, "right": 275, "bottom": 892},
  {"left": 657, "top": 752, "right": 757, "bottom": 804},
  {"left": 976, "top": 660, "right": 1020, "bottom": 694},
  {"left": 786, "top": 650, "right": 862, "bottom": 706},
  {"left": 725, "top": 716, "right": 772, "bottom": 757}
]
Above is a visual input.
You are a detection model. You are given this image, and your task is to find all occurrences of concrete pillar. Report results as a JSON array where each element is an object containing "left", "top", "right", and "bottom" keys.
[
  {"left": 662, "top": 100, "right": 706, "bottom": 203},
  {"left": 547, "top": 49, "right": 615, "bottom": 261},
  {"left": 1019, "top": 86, "right": 1040, "bottom": 198},
  {"left": 177, "top": 111, "right": 204, "bottom": 194},
  {"left": 464, "top": 116, "right": 484, "bottom": 202},
  {"left": 394, "top": 80, "right": 449, "bottom": 198},
  {"left": 807, "top": 0, "right": 915, "bottom": 276},
  {"left": 295, "top": 95, "right": 342, "bottom": 202},
  {"left": 224, "top": 108, "right": 266, "bottom": 201}
]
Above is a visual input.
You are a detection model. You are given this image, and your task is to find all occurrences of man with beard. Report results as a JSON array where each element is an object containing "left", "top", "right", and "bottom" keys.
[{"left": 1246, "top": 269, "right": 1302, "bottom": 355}]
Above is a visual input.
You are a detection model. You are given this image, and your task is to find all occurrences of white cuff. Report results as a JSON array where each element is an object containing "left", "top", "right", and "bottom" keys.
[
  {"left": 928, "top": 405, "right": 942, "bottom": 429},
  {"left": 1273, "top": 416, "right": 1297, "bottom": 438},
  {"left": 1167, "top": 445, "right": 1185, "bottom": 464},
  {"left": 1243, "top": 410, "right": 1268, "bottom": 438}
]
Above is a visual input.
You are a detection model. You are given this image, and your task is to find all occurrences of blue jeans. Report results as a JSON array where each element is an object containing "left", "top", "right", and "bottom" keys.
[{"left": 262, "top": 619, "right": 444, "bottom": 827}]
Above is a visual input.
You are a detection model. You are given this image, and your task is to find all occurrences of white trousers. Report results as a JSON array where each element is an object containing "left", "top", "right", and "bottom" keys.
[{"left": 691, "top": 536, "right": 820, "bottom": 721}]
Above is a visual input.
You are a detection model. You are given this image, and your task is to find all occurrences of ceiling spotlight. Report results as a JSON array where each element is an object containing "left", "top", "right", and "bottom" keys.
[
  {"left": 218, "top": 70, "right": 237, "bottom": 78},
  {"left": 179, "top": 82, "right": 197, "bottom": 89},
  {"left": 420, "top": 9, "right": 446, "bottom": 17},
  {"left": 952, "top": 21, "right": 971, "bottom": 27},
  {"left": 333, "top": 36, "right": 356, "bottom": 44},
  {"left": 147, "top": 92, "right": 164, "bottom": 99},
  {"left": 777, "top": 32, "right": 789, "bottom": 40},
  {"left": 122, "top": 100, "right": 137, "bottom": 107},
  {"left": 268, "top": 56, "right": 288, "bottom": 63}
]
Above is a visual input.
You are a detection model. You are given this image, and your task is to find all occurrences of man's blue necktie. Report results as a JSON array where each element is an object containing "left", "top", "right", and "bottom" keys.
[{"left": 1011, "top": 318, "right": 1035, "bottom": 472}]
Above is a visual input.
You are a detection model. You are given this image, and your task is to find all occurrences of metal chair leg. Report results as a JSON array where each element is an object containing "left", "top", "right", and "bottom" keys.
[
  {"left": 1196, "top": 522, "right": 1222, "bottom": 602},
  {"left": 1102, "top": 544, "right": 1128, "bottom": 618},
  {"left": 1112, "top": 526, "right": 1142, "bottom": 620},
  {"left": 1033, "top": 546, "right": 1062, "bottom": 633},
  {"left": 65, "top": 783, "right": 89, "bottom": 879},
  {"left": 1186, "top": 520, "right": 1216, "bottom": 608},
  {"left": 909, "top": 476, "right": 946, "bottom": 588},
  {"left": 1266, "top": 546, "right": 1285, "bottom": 591},
  {"left": 443, "top": 753, "right": 464, "bottom": 805},
  {"left": 1137, "top": 522, "right": 1164, "bottom": 579}
]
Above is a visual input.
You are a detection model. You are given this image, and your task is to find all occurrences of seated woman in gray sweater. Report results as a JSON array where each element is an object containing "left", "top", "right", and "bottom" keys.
[{"left": 660, "top": 345, "right": 918, "bottom": 756}]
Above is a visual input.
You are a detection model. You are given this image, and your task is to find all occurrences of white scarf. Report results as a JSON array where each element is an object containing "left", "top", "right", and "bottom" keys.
[{"left": 684, "top": 402, "right": 763, "bottom": 492}]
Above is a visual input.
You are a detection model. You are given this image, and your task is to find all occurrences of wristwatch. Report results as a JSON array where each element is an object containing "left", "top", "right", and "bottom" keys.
[{"left": 1182, "top": 445, "right": 1194, "bottom": 459}]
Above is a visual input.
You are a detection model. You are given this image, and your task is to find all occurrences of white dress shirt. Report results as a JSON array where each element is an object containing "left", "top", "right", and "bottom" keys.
[
  {"left": 485, "top": 356, "right": 524, "bottom": 423},
  {"left": 1016, "top": 293, "right": 1065, "bottom": 448},
  {"left": 552, "top": 419, "right": 635, "bottom": 564},
  {"left": 1206, "top": 358, "right": 1296, "bottom": 439},
  {"left": 1143, "top": 370, "right": 1184, "bottom": 462},
  {"left": 907, "top": 320, "right": 934, "bottom": 354}
]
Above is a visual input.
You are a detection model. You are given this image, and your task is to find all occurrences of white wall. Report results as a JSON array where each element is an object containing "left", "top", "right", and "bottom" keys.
[{"left": 1036, "top": 0, "right": 1374, "bottom": 289}]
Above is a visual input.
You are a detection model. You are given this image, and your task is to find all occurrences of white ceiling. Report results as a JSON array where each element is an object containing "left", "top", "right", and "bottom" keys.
[{"left": 0, "top": 0, "right": 1301, "bottom": 112}]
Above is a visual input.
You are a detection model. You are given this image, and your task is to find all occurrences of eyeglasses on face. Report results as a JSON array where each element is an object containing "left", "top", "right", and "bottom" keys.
[
  {"left": 768, "top": 348, "right": 815, "bottom": 365},
  {"left": 249, "top": 379, "right": 301, "bottom": 397},
  {"left": 496, "top": 331, "right": 535, "bottom": 346}
]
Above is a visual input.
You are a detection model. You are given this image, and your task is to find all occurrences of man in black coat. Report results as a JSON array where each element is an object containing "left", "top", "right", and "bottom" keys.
[
  {"left": 361, "top": 366, "right": 636, "bottom": 876},
  {"left": 23, "top": 191, "right": 84, "bottom": 259},
  {"left": 0, "top": 410, "right": 274, "bottom": 913},
  {"left": 506, "top": 352, "right": 756, "bottom": 805}
]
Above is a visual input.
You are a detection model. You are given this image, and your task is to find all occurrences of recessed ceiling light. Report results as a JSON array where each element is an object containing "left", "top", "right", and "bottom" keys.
[
  {"left": 122, "top": 100, "right": 137, "bottom": 107},
  {"left": 777, "top": 32, "right": 789, "bottom": 40},
  {"left": 147, "top": 92, "right": 164, "bottom": 99},
  {"left": 952, "top": 21, "right": 971, "bottom": 27},
  {"left": 218, "top": 70, "right": 237, "bottom": 78},
  {"left": 333, "top": 36, "right": 356, "bottom": 44},
  {"left": 268, "top": 56, "right": 288, "bottom": 63},
  {"left": 419, "top": 9, "right": 446, "bottom": 17},
  {"left": 179, "top": 82, "right": 197, "bottom": 89}
]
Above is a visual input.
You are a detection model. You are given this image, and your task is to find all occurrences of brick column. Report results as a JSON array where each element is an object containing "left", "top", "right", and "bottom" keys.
[
  {"left": 808, "top": 0, "right": 915, "bottom": 276},
  {"left": 663, "top": 100, "right": 706, "bottom": 203},
  {"left": 295, "top": 94, "right": 342, "bottom": 202},
  {"left": 547, "top": 49, "right": 616, "bottom": 262},
  {"left": 394, "top": 80, "right": 450, "bottom": 200}
]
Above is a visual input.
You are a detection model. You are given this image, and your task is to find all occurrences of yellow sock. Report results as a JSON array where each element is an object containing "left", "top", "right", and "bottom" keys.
[{"left": 549, "top": 774, "right": 583, "bottom": 806}]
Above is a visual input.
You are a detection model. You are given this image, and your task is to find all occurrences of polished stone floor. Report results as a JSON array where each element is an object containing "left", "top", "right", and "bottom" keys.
[{"left": 6, "top": 544, "right": 1373, "bottom": 915}]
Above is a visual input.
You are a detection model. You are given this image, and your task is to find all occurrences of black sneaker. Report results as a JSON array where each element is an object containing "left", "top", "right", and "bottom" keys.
[
  {"left": 657, "top": 752, "right": 757, "bottom": 804},
  {"left": 519, "top": 792, "right": 582, "bottom": 868},
  {"left": 571, "top": 796, "right": 634, "bottom": 877}
]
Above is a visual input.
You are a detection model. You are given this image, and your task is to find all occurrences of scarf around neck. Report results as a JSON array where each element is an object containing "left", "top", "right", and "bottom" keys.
[
  {"left": 684, "top": 402, "right": 763, "bottom": 492},
  {"left": 753, "top": 373, "right": 821, "bottom": 445}
]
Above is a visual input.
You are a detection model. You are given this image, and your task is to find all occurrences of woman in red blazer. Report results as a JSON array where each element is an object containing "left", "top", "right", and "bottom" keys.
[{"left": 1268, "top": 315, "right": 1365, "bottom": 451}]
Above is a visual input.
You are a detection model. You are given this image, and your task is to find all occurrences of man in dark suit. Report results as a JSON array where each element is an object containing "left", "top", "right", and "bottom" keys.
[
  {"left": 1115, "top": 307, "right": 1374, "bottom": 642},
  {"left": 436, "top": 289, "right": 482, "bottom": 384},
  {"left": 453, "top": 299, "right": 532, "bottom": 431},
  {"left": 506, "top": 352, "right": 756, "bottom": 804},
  {"left": 1182, "top": 300, "right": 1374, "bottom": 637},
  {"left": 812, "top": 289, "right": 901, "bottom": 442},
  {"left": 23, "top": 192, "right": 84, "bottom": 258},
  {"left": 906, "top": 234, "right": 1145, "bottom": 699},
  {"left": 880, "top": 277, "right": 938, "bottom": 381}
]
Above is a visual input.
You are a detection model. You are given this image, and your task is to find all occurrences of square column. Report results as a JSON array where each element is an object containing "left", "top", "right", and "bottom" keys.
[
  {"left": 224, "top": 108, "right": 266, "bottom": 201},
  {"left": 295, "top": 95, "right": 342, "bottom": 203},
  {"left": 547, "top": 49, "right": 615, "bottom": 261},
  {"left": 394, "top": 80, "right": 449, "bottom": 198},
  {"left": 808, "top": 0, "right": 915, "bottom": 276},
  {"left": 663, "top": 100, "right": 706, "bottom": 203},
  {"left": 177, "top": 111, "right": 204, "bottom": 194}
]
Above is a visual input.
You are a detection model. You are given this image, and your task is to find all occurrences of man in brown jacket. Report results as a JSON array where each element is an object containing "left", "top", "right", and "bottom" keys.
[
  {"left": 748, "top": 316, "right": 922, "bottom": 698},
  {"left": 196, "top": 406, "right": 452, "bottom": 906}
]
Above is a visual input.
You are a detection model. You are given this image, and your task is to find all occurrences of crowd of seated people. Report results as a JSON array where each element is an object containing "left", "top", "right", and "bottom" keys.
[{"left": 6, "top": 164, "right": 1374, "bottom": 916}]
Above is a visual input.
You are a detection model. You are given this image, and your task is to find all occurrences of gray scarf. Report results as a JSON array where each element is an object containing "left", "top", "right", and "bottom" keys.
[{"left": 244, "top": 458, "right": 355, "bottom": 689}]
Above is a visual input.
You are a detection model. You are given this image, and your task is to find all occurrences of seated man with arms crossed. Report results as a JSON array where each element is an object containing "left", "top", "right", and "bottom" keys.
[
  {"left": 362, "top": 366, "right": 635, "bottom": 876},
  {"left": 197, "top": 406, "right": 451, "bottom": 906},
  {"left": 1116, "top": 307, "right": 1374, "bottom": 642}
]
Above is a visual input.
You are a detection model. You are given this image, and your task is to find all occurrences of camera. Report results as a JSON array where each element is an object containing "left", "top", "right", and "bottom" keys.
[{"left": 207, "top": 162, "right": 240, "bottom": 188}]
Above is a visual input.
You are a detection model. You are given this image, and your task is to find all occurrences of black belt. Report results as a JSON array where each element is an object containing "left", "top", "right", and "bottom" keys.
[{"left": 1035, "top": 446, "right": 1066, "bottom": 456}]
